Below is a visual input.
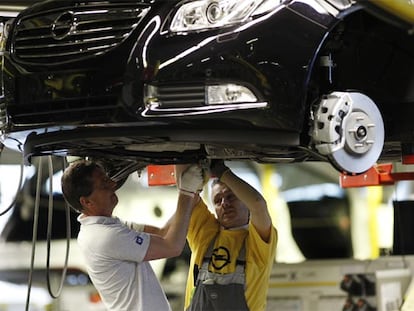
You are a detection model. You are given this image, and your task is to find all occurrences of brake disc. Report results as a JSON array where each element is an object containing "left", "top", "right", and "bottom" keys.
[{"left": 312, "top": 92, "right": 384, "bottom": 174}]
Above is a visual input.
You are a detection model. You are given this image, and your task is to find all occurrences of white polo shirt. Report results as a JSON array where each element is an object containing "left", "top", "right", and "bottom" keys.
[{"left": 77, "top": 215, "right": 171, "bottom": 311}]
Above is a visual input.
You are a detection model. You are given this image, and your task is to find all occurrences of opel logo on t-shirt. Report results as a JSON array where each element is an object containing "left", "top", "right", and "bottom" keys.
[{"left": 211, "top": 246, "right": 231, "bottom": 270}]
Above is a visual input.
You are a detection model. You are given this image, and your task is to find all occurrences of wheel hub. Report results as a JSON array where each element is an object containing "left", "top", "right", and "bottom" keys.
[
  {"left": 344, "top": 111, "right": 375, "bottom": 154},
  {"left": 312, "top": 92, "right": 384, "bottom": 174}
]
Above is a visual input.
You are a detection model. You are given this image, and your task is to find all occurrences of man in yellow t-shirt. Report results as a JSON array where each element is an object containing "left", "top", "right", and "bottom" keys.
[{"left": 184, "top": 161, "right": 277, "bottom": 311}]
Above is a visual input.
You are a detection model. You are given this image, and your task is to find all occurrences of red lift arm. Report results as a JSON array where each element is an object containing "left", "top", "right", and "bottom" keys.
[{"left": 340, "top": 163, "right": 414, "bottom": 188}]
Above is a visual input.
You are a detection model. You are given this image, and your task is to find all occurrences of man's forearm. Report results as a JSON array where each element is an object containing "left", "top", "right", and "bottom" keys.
[
  {"left": 220, "top": 169, "right": 272, "bottom": 241},
  {"left": 163, "top": 193, "right": 197, "bottom": 255},
  {"left": 220, "top": 170, "right": 266, "bottom": 209}
]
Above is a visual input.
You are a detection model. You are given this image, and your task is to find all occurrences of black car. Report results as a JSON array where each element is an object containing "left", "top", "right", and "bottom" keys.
[{"left": 0, "top": 0, "right": 414, "bottom": 178}]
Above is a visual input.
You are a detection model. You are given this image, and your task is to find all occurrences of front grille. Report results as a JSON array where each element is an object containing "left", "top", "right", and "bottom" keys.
[{"left": 11, "top": 1, "right": 150, "bottom": 65}]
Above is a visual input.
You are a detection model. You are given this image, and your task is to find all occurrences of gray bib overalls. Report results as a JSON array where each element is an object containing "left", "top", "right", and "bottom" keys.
[{"left": 187, "top": 236, "right": 249, "bottom": 311}]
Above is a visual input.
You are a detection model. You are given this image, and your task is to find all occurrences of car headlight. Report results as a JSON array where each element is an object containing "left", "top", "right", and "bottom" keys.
[{"left": 169, "top": 0, "right": 285, "bottom": 32}]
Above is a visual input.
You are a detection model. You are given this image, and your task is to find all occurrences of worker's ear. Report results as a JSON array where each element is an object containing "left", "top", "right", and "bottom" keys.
[{"left": 79, "top": 196, "right": 92, "bottom": 209}]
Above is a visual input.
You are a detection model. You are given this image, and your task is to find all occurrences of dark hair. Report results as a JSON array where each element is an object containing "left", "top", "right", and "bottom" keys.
[
  {"left": 211, "top": 177, "right": 222, "bottom": 187},
  {"left": 210, "top": 177, "right": 226, "bottom": 201},
  {"left": 61, "top": 159, "right": 103, "bottom": 213}
]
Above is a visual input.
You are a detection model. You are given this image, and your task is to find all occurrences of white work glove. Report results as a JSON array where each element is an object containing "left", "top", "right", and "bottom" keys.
[{"left": 177, "top": 164, "right": 204, "bottom": 197}]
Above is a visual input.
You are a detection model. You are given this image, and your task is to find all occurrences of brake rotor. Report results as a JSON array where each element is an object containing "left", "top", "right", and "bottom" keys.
[{"left": 312, "top": 92, "right": 384, "bottom": 174}]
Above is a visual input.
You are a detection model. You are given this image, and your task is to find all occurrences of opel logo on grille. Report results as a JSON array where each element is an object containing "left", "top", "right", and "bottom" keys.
[{"left": 51, "top": 11, "right": 75, "bottom": 40}]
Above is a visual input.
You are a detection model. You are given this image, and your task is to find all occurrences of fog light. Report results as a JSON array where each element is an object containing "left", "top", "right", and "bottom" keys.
[{"left": 207, "top": 84, "right": 257, "bottom": 105}]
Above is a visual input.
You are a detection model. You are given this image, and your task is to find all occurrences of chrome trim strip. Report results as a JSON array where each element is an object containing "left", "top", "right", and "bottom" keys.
[{"left": 141, "top": 102, "right": 268, "bottom": 117}]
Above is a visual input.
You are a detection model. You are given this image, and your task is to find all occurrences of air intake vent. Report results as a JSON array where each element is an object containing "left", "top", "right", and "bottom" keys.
[
  {"left": 156, "top": 84, "right": 206, "bottom": 108},
  {"left": 11, "top": 1, "right": 150, "bottom": 65}
]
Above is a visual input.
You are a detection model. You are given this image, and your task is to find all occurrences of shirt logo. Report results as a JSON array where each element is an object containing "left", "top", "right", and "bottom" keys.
[
  {"left": 211, "top": 246, "right": 231, "bottom": 270},
  {"left": 135, "top": 235, "right": 144, "bottom": 245}
]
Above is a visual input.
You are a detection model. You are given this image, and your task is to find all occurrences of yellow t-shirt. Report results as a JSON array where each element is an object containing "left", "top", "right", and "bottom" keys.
[{"left": 185, "top": 200, "right": 277, "bottom": 311}]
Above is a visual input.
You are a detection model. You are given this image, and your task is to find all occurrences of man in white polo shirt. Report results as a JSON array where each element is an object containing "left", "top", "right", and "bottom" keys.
[{"left": 61, "top": 160, "right": 203, "bottom": 311}]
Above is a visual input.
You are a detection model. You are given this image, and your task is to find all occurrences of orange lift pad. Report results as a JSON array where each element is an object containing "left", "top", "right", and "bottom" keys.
[
  {"left": 147, "top": 164, "right": 176, "bottom": 186},
  {"left": 340, "top": 163, "right": 414, "bottom": 188}
]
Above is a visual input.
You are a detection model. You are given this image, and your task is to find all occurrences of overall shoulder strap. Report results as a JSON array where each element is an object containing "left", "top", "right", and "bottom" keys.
[
  {"left": 193, "top": 235, "right": 218, "bottom": 285},
  {"left": 235, "top": 240, "right": 246, "bottom": 266},
  {"left": 201, "top": 235, "right": 218, "bottom": 265}
]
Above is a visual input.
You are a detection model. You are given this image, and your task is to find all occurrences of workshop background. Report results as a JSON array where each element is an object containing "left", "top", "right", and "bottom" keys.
[{"left": 1, "top": 146, "right": 414, "bottom": 311}]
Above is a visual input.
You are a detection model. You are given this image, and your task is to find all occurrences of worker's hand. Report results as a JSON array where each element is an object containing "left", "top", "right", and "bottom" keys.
[
  {"left": 209, "top": 160, "right": 229, "bottom": 180},
  {"left": 175, "top": 164, "right": 204, "bottom": 196}
]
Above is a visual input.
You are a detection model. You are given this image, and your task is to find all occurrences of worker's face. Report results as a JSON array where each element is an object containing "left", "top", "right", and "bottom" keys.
[
  {"left": 81, "top": 167, "right": 118, "bottom": 216},
  {"left": 211, "top": 182, "right": 249, "bottom": 229}
]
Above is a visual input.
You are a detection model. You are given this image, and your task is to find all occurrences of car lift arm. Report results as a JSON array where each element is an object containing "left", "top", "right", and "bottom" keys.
[
  {"left": 147, "top": 163, "right": 414, "bottom": 188},
  {"left": 340, "top": 163, "right": 414, "bottom": 188}
]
